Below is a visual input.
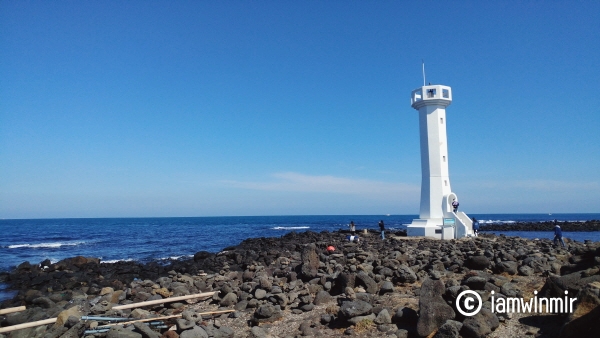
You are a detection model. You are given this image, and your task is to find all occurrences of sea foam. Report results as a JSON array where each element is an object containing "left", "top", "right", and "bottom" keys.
[
  {"left": 8, "top": 241, "right": 85, "bottom": 249},
  {"left": 272, "top": 226, "right": 310, "bottom": 230}
]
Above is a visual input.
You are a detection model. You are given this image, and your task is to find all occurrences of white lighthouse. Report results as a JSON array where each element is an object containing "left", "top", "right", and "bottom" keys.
[{"left": 407, "top": 84, "right": 473, "bottom": 239}]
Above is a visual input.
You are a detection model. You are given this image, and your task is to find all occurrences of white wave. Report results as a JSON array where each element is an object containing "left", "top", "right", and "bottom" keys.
[
  {"left": 158, "top": 255, "right": 192, "bottom": 261},
  {"left": 101, "top": 258, "right": 134, "bottom": 264},
  {"left": 8, "top": 241, "right": 85, "bottom": 249},
  {"left": 272, "top": 226, "right": 310, "bottom": 230},
  {"left": 480, "top": 220, "right": 516, "bottom": 224}
]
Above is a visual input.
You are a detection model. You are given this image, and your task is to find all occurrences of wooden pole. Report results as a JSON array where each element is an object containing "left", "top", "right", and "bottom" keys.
[
  {"left": 99, "top": 309, "right": 235, "bottom": 328},
  {"left": 0, "top": 306, "right": 26, "bottom": 315},
  {"left": 112, "top": 291, "right": 217, "bottom": 310},
  {"left": 0, "top": 292, "right": 218, "bottom": 333},
  {"left": 0, "top": 318, "right": 56, "bottom": 334}
]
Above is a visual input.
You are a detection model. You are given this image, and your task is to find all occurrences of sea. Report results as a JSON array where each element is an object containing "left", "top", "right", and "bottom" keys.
[{"left": 1, "top": 213, "right": 599, "bottom": 302}]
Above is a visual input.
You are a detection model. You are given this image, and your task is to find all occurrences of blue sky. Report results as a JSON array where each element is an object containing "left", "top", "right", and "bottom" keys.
[{"left": 1, "top": 1, "right": 599, "bottom": 218}]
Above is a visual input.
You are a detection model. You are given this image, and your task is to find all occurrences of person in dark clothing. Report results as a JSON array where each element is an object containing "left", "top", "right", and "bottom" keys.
[
  {"left": 472, "top": 217, "right": 480, "bottom": 237},
  {"left": 452, "top": 199, "right": 459, "bottom": 212},
  {"left": 378, "top": 220, "right": 385, "bottom": 240},
  {"left": 553, "top": 220, "right": 566, "bottom": 248}
]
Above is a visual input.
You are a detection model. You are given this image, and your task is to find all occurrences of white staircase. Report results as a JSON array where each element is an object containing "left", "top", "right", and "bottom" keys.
[{"left": 453, "top": 211, "right": 473, "bottom": 238}]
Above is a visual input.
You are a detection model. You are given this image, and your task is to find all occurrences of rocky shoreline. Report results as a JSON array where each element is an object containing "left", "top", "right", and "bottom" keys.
[
  {"left": 1, "top": 228, "right": 599, "bottom": 338},
  {"left": 479, "top": 220, "right": 600, "bottom": 232}
]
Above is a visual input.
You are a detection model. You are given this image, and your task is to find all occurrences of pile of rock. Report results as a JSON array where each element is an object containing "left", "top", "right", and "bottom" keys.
[{"left": 0, "top": 229, "right": 599, "bottom": 338}]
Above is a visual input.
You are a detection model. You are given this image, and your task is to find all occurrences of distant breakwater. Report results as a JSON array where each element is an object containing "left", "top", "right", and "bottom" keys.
[{"left": 480, "top": 220, "right": 600, "bottom": 232}]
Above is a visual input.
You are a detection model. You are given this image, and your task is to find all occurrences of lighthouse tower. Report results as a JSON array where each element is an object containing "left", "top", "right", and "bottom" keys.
[{"left": 407, "top": 84, "right": 472, "bottom": 239}]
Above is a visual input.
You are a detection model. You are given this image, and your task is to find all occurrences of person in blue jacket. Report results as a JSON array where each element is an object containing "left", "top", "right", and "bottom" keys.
[
  {"left": 553, "top": 220, "right": 566, "bottom": 248},
  {"left": 472, "top": 217, "right": 480, "bottom": 237}
]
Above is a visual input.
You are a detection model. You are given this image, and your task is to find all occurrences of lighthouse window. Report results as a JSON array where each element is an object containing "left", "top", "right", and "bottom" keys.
[
  {"left": 445, "top": 180, "right": 448, "bottom": 186},
  {"left": 427, "top": 88, "right": 436, "bottom": 98},
  {"left": 443, "top": 89, "right": 449, "bottom": 98},
  {"left": 443, "top": 156, "right": 446, "bottom": 162},
  {"left": 440, "top": 117, "right": 444, "bottom": 124}
]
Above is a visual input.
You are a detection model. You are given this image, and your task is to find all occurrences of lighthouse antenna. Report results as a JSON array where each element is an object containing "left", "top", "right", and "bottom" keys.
[{"left": 422, "top": 60, "right": 426, "bottom": 86}]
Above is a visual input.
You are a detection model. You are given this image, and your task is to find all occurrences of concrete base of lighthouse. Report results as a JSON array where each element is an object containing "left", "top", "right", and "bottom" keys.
[{"left": 407, "top": 218, "right": 455, "bottom": 240}]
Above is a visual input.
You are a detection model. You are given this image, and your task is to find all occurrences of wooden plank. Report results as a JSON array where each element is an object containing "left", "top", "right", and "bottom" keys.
[
  {"left": 112, "top": 291, "right": 217, "bottom": 310},
  {"left": 99, "top": 309, "right": 235, "bottom": 328},
  {"left": 0, "top": 306, "right": 26, "bottom": 315},
  {"left": 0, "top": 292, "right": 219, "bottom": 333},
  {"left": 0, "top": 318, "right": 56, "bottom": 333}
]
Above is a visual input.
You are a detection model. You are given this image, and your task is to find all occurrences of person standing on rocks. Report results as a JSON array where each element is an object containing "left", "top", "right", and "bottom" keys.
[
  {"left": 472, "top": 217, "right": 480, "bottom": 237},
  {"left": 348, "top": 221, "right": 356, "bottom": 235},
  {"left": 378, "top": 220, "right": 385, "bottom": 240},
  {"left": 553, "top": 220, "right": 566, "bottom": 248}
]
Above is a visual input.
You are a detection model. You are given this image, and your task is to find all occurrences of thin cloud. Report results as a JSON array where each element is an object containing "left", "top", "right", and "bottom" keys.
[
  {"left": 221, "top": 172, "right": 419, "bottom": 197},
  {"left": 471, "top": 179, "right": 600, "bottom": 192}
]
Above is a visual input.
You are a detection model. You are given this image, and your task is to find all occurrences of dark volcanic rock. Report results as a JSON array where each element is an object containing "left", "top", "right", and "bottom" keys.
[
  {"left": 461, "top": 308, "right": 499, "bottom": 338},
  {"left": 394, "top": 307, "right": 418, "bottom": 325},
  {"left": 339, "top": 300, "right": 373, "bottom": 318},
  {"left": 494, "top": 261, "right": 518, "bottom": 275},
  {"left": 300, "top": 243, "right": 319, "bottom": 280},
  {"left": 356, "top": 271, "right": 378, "bottom": 294},
  {"left": 466, "top": 256, "right": 490, "bottom": 270},
  {"left": 253, "top": 304, "right": 283, "bottom": 324},
  {"left": 313, "top": 290, "right": 333, "bottom": 305},
  {"left": 380, "top": 281, "right": 394, "bottom": 294},
  {"left": 542, "top": 272, "right": 600, "bottom": 297},
  {"left": 107, "top": 326, "right": 142, "bottom": 338},
  {"left": 558, "top": 281, "right": 600, "bottom": 338},
  {"left": 463, "top": 276, "right": 487, "bottom": 290},
  {"left": 417, "top": 278, "right": 456, "bottom": 337},
  {"left": 433, "top": 319, "right": 463, "bottom": 338},
  {"left": 395, "top": 265, "right": 418, "bottom": 284},
  {"left": 194, "top": 251, "right": 213, "bottom": 261}
]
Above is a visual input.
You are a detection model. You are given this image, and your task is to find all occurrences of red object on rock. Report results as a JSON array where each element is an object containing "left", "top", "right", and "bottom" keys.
[{"left": 327, "top": 246, "right": 335, "bottom": 252}]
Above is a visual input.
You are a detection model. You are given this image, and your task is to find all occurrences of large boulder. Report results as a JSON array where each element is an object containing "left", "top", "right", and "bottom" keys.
[
  {"left": 542, "top": 272, "right": 600, "bottom": 297},
  {"left": 433, "top": 320, "right": 463, "bottom": 338},
  {"left": 380, "top": 281, "right": 394, "bottom": 294},
  {"left": 466, "top": 256, "right": 490, "bottom": 270},
  {"left": 356, "top": 271, "right": 378, "bottom": 294},
  {"left": 180, "top": 326, "right": 209, "bottom": 338},
  {"left": 395, "top": 265, "right": 417, "bottom": 284},
  {"left": 558, "top": 281, "right": 600, "bottom": 338},
  {"left": 252, "top": 304, "right": 283, "bottom": 324},
  {"left": 300, "top": 244, "right": 320, "bottom": 279},
  {"left": 339, "top": 300, "right": 373, "bottom": 318},
  {"left": 417, "top": 278, "right": 456, "bottom": 337},
  {"left": 463, "top": 276, "right": 487, "bottom": 290},
  {"left": 523, "top": 256, "right": 551, "bottom": 273},
  {"left": 194, "top": 251, "right": 213, "bottom": 262},
  {"left": 460, "top": 308, "right": 499, "bottom": 338},
  {"left": 374, "top": 309, "right": 392, "bottom": 324},
  {"left": 313, "top": 290, "right": 333, "bottom": 305},
  {"left": 495, "top": 261, "right": 518, "bottom": 275},
  {"left": 219, "top": 292, "right": 238, "bottom": 306}
]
